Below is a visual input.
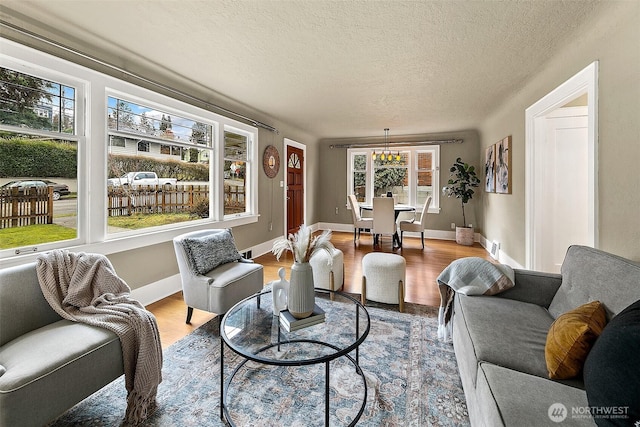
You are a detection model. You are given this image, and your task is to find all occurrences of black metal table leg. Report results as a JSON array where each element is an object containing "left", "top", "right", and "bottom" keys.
[
  {"left": 220, "top": 337, "right": 224, "bottom": 421},
  {"left": 325, "top": 361, "right": 330, "bottom": 427}
]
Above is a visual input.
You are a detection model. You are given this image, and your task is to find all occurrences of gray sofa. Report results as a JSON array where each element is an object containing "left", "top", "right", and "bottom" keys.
[
  {"left": 453, "top": 245, "right": 640, "bottom": 426},
  {"left": 0, "top": 262, "right": 124, "bottom": 427}
]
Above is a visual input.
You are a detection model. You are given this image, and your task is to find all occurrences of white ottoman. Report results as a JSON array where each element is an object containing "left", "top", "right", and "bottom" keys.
[
  {"left": 361, "top": 252, "right": 406, "bottom": 312},
  {"left": 309, "top": 248, "right": 344, "bottom": 295}
]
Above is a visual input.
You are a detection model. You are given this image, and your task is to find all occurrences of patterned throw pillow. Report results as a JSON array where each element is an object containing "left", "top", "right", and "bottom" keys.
[{"left": 182, "top": 229, "right": 242, "bottom": 275}]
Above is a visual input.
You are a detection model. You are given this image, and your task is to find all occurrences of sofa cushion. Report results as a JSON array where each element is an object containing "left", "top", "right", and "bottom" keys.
[
  {"left": 0, "top": 319, "right": 124, "bottom": 427},
  {"left": 454, "top": 294, "right": 554, "bottom": 381},
  {"left": 478, "top": 363, "right": 592, "bottom": 427},
  {"left": 0, "top": 262, "right": 62, "bottom": 347},
  {"left": 583, "top": 299, "right": 640, "bottom": 425},
  {"left": 545, "top": 301, "right": 607, "bottom": 380},
  {"left": 549, "top": 245, "right": 640, "bottom": 320},
  {"left": 182, "top": 229, "right": 242, "bottom": 274}
]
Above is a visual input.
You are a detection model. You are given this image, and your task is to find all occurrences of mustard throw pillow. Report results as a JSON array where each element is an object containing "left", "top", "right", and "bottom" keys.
[{"left": 545, "top": 300, "right": 607, "bottom": 379}]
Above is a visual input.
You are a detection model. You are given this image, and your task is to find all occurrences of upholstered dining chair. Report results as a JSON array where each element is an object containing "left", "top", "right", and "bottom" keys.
[
  {"left": 173, "top": 229, "right": 263, "bottom": 324},
  {"left": 372, "top": 196, "right": 396, "bottom": 247},
  {"left": 400, "top": 196, "right": 432, "bottom": 249},
  {"left": 348, "top": 194, "right": 373, "bottom": 244}
]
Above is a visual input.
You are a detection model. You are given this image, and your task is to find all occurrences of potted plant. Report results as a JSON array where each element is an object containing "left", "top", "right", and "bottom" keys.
[{"left": 442, "top": 157, "right": 480, "bottom": 246}]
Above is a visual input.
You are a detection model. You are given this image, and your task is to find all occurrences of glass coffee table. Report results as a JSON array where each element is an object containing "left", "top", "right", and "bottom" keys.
[{"left": 220, "top": 288, "right": 370, "bottom": 426}]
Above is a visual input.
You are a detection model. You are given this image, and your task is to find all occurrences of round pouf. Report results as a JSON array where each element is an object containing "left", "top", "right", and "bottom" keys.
[
  {"left": 361, "top": 252, "right": 406, "bottom": 312},
  {"left": 309, "top": 248, "right": 344, "bottom": 293}
]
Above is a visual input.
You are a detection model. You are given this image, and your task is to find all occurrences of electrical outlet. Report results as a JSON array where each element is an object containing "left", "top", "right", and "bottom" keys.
[
  {"left": 269, "top": 222, "right": 273, "bottom": 231},
  {"left": 335, "top": 207, "right": 339, "bottom": 215},
  {"left": 451, "top": 223, "right": 456, "bottom": 230}
]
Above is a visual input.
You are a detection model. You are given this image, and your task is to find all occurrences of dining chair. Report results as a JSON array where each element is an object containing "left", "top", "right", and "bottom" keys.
[
  {"left": 399, "top": 196, "right": 432, "bottom": 249},
  {"left": 348, "top": 194, "right": 373, "bottom": 244},
  {"left": 372, "top": 196, "right": 396, "bottom": 247}
]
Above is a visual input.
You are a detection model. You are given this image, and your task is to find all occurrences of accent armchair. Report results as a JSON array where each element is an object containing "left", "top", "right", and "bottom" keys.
[
  {"left": 173, "top": 229, "right": 263, "bottom": 324},
  {"left": 400, "top": 196, "right": 432, "bottom": 249}
]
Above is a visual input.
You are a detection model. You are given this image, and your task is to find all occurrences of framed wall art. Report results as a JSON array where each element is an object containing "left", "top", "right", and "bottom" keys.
[
  {"left": 495, "top": 135, "right": 512, "bottom": 194},
  {"left": 484, "top": 144, "right": 496, "bottom": 192}
]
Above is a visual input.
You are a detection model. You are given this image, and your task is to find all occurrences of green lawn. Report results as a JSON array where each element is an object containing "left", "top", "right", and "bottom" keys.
[
  {"left": 0, "top": 224, "right": 77, "bottom": 249},
  {"left": 107, "top": 213, "right": 193, "bottom": 229},
  {"left": 1, "top": 213, "right": 194, "bottom": 249}
]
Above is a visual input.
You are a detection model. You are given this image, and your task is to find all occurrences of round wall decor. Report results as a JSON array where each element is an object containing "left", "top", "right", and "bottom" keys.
[{"left": 263, "top": 145, "right": 280, "bottom": 178}]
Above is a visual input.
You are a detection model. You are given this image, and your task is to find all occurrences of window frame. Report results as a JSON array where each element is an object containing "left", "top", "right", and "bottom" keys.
[
  {"left": 347, "top": 145, "right": 440, "bottom": 214},
  {"left": 0, "top": 38, "right": 259, "bottom": 266}
]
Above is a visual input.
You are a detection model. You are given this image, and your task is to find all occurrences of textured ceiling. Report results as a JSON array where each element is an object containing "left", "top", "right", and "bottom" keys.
[{"left": 1, "top": 0, "right": 605, "bottom": 139}]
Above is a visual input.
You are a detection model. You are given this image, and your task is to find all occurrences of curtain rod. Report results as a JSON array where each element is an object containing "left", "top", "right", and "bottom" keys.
[
  {"left": 0, "top": 20, "right": 279, "bottom": 134},
  {"left": 330, "top": 139, "right": 463, "bottom": 149}
]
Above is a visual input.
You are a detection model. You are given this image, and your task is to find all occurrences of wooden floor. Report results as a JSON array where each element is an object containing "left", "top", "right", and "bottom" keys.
[{"left": 146, "top": 231, "right": 491, "bottom": 348}]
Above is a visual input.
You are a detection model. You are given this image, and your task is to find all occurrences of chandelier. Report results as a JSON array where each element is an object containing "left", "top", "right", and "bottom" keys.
[{"left": 372, "top": 128, "right": 401, "bottom": 162}]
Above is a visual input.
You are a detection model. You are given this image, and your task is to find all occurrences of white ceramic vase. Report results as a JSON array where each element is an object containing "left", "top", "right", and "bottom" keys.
[{"left": 287, "top": 262, "right": 315, "bottom": 319}]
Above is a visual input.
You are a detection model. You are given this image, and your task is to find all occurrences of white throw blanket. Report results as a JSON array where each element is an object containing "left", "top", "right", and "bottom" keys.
[
  {"left": 436, "top": 257, "right": 514, "bottom": 342},
  {"left": 36, "top": 250, "right": 163, "bottom": 425}
]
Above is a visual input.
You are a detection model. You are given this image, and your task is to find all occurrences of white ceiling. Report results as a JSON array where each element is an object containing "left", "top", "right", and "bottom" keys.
[{"left": 1, "top": 0, "right": 605, "bottom": 139}]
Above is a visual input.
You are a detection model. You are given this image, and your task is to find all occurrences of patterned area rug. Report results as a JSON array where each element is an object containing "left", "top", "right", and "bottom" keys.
[{"left": 49, "top": 301, "right": 469, "bottom": 426}]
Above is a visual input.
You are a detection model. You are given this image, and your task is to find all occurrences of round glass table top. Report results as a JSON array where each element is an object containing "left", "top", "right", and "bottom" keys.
[{"left": 221, "top": 288, "right": 370, "bottom": 365}]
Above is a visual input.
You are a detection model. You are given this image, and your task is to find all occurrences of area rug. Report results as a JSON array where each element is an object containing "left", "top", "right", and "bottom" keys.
[{"left": 49, "top": 302, "right": 469, "bottom": 426}]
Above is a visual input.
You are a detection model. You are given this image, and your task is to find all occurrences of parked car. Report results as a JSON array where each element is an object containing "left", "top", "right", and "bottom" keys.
[
  {"left": 0, "top": 180, "right": 71, "bottom": 200},
  {"left": 107, "top": 172, "right": 178, "bottom": 188}
]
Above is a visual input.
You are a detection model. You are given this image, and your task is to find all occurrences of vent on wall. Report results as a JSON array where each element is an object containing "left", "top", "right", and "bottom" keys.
[{"left": 490, "top": 241, "right": 500, "bottom": 260}]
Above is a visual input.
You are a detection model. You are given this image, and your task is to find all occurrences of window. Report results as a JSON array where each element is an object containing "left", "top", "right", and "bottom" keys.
[
  {"left": 347, "top": 146, "right": 440, "bottom": 212},
  {"left": 106, "top": 97, "right": 214, "bottom": 234},
  {"left": 0, "top": 38, "right": 259, "bottom": 261},
  {"left": 0, "top": 65, "right": 81, "bottom": 253},
  {"left": 352, "top": 154, "right": 367, "bottom": 202},
  {"left": 224, "top": 128, "right": 251, "bottom": 216},
  {"left": 374, "top": 152, "right": 409, "bottom": 203}
]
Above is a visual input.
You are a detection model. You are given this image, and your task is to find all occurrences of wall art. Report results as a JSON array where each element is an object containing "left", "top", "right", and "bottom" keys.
[{"left": 495, "top": 135, "right": 512, "bottom": 194}]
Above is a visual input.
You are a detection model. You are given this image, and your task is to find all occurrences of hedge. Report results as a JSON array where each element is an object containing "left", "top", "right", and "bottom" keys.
[
  {"left": 0, "top": 137, "right": 77, "bottom": 178},
  {"left": 0, "top": 136, "right": 209, "bottom": 181}
]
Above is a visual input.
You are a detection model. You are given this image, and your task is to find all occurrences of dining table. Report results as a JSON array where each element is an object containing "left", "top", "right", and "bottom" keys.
[{"left": 359, "top": 202, "right": 415, "bottom": 248}]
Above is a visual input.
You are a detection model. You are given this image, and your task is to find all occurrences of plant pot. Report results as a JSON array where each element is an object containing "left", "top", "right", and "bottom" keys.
[
  {"left": 455, "top": 226, "right": 475, "bottom": 246},
  {"left": 287, "top": 262, "right": 316, "bottom": 319}
]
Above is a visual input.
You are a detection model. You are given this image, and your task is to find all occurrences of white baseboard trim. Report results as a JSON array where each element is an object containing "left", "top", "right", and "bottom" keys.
[
  {"left": 478, "top": 234, "right": 523, "bottom": 269},
  {"left": 132, "top": 225, "right": 525, "bottom": 307},
  {"left": 132, "top": 273, "right": 182, "bottom": 307}
]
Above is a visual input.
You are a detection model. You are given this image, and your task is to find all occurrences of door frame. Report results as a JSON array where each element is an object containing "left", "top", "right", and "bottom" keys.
[
  {"left": 525, "top": 61, "right": 598, "bottom": 270},
  {"left": 283, "top": 138, "right": 307, "bottom": 235}
]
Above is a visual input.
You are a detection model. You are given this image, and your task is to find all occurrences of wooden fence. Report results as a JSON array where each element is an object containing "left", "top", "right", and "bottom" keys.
[
  {"left": 0, "top": 187, "right": 54, "bottom": 228},
  {"left": 107, "top": 184, "right": 246, "bottom": 216}
]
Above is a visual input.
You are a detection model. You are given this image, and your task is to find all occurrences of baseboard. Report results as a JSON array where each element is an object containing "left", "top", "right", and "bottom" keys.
[
  {"left": 132, "top": 273, "right": 182, "bottom": 306},
  {"left": 478, "top": 235, "right": 523, "bottom": 269},
  {"left": 133, "top": 225, "right": 523, "bottom": 307}
]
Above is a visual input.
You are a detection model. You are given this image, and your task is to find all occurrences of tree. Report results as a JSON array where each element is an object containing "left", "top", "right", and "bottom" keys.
[
  {"left": 191, "top": 122, "right": 208, "bottom": 145},
  {"left": 115, "top": 100, "right": 135, "bottom": 131},
  {"left": 140, "top": 112, "right": 155, "bottom": 134},
  {"left": 0, "top": 67, "right": 54, "bottom": 129}
]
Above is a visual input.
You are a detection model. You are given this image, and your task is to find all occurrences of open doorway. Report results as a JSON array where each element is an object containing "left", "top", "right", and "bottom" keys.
[{"left": 525, "top": 62, "right": 598, "bottom": 272}]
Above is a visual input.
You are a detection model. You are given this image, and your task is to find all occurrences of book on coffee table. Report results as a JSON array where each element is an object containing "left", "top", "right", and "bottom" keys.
[{"left": 279, "top": 304, "right": 325, "bottom": 332}]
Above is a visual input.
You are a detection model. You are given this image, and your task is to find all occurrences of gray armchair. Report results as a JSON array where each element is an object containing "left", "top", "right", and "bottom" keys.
[{"left": 173, "top": 229, "right": 264, "bottom": 324}]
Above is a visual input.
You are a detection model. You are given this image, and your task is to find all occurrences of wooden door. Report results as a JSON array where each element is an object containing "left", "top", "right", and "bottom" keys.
[{"left": 287, "top": 145, "right": 304, "bottom": 235}]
